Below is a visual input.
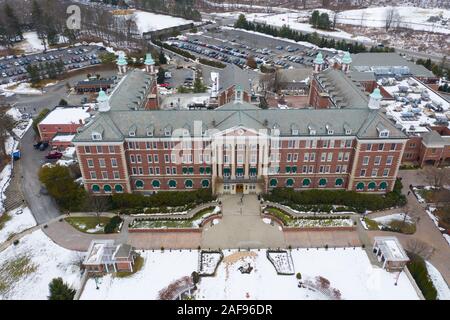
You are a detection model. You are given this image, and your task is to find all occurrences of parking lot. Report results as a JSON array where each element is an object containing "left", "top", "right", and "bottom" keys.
[
  {"left": 0, "top": 45, "right": 104, "bottom": 84},
  {"left": 166, "top": 27, "right": 337, "bottom": 70}
]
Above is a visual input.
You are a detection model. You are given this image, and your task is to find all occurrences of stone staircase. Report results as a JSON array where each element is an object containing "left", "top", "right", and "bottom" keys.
[{"left": 3, "top": 160, "right": 25, "bottom": 212}]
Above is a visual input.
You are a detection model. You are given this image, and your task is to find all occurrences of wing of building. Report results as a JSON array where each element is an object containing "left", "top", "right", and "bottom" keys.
[{"left": 73, "top": 52, "right": 411, "bottom": 195}]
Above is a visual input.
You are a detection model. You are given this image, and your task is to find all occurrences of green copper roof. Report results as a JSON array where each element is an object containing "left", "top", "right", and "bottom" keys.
[
  {"left": 313, "top": 52, "right": 324, "bottom": 65},
  {"left": 144, "top": 53, "right": 155, "bottom": 65},
  {"left": 370, "top": 87, "right": 382, "bottom": 100},
  {"left": 342, "top": 51, "right": 352, "bottom": 64},
  {"left": 117, "top": 53, "right": 128, "bottom": 66},
  {"left": 97, "top": 89, "right": 108, "bottom": 102}
]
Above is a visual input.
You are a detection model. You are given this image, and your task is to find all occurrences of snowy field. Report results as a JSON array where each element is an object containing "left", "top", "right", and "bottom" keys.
[
  {"left": 13, "top": 32, "right": 45, "bottom": 53},
  {"left": 426, "top": 261, "right": 450, "bottom": 300},
  {"left": 0, "top": 230, "right": 82, "bottom": 300},
  {"left": 81, "top": 248, "right": 419, "bottom": 300},
  {"left": 0, "top": 165, "right": 12, "bottom": 214},
  {"left": 123, "top": 10, "right": 194, "bottom": 34},
  {"left": 0, "top": 83, "right": 43, "bottom": 96},
  {"left": 0, "top": 207, "right": 36, "bottom": 244}
]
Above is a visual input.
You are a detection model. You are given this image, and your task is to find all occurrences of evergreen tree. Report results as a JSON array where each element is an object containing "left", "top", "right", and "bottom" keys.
[
  {"left": 3, "top": 3, "right": 23, "bottom": 45},
  {"left": 310, "top": 10, "right": 320, "bottom": 28},
  {"left": 48, "top": 278, "right": 76, "bottom": 300},
  {"left": 159, "top": 50, "right": 167, "bottom": 65}
]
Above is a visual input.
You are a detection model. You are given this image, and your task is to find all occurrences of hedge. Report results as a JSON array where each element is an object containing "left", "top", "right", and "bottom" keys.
[
  {"left": 264, "top": 179, "right": 406, "bottom": 213},
  {"left": 407, "top": 252, "right": 437, "bottom": 300},
  {"left": 111, "top": 188, "right": 216, "bottom": 212}
]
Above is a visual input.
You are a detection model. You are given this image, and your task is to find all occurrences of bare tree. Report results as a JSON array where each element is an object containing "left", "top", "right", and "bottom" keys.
[
  {"left": 423, "top": 166, "right": 445, "bottom": 189},
  {"left": 0, "top": 108, "right": 15, "bottom": 160},
  {"left": 385, "top": 7, "right": 396, "bottom": 31}
]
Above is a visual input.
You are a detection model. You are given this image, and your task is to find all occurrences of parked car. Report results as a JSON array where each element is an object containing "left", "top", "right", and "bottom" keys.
[
  {"left": 39, "top": 142, "right": 49, "bottom": 151},
  {"left": 45, "top": 151, "right": 63, "bottom": 160}
]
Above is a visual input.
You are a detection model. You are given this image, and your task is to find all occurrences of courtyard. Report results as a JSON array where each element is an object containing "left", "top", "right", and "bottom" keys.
[{"left": 80, "top": 248, "right": 419, "bottom": 300}]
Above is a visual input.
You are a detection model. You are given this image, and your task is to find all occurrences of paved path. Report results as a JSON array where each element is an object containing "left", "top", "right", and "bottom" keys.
[{"left": 202, "top": 194, "right": 286, "bottom": 249}]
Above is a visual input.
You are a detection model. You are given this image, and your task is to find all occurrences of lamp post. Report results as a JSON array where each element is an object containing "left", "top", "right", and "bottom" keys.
[{"left": 394, "top": 268, "right": 403, "bottom": 286}]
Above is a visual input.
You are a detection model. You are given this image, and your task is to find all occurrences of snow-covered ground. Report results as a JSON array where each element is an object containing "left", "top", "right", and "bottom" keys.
[
  {"left": 123, "top": 10, "right": 194, "bottom": 34},
  {"left": 81, "top": 248, "right": 419, "bottom": 300},
  {"left": 425, "top": 261, "right": 450, "bottom": 300},
  {"left": 81, "top": 250, "right": 198, "bottom": 300},
  {"left": 13, "top": 32, "right": 45, "bottom": 53},
  {"left": 373, "top": 213, "right": 414, "bottom": 225},
  {"left": 0, "top": 165, "right": 12, "bottom": 214},
  {"left": 0, "top": 207, "right": 36, "bottom": 244},
  {"left": 0, "top": 83, "right": 43, "bottom": 96},
  {"left": 332, "top": 6, "right": 450, "bottom": 35},
  {"left": 0, "top": 230, "right": 82, "bottom": 300}
]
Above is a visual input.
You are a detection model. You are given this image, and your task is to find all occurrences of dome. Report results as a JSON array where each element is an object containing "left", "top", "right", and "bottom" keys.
[
  {"left": 370, "top": 87, "right": 382, "bottom": 100},
  {"left": 97, "top": 89, "right": 108, "bottom": 102},
  {"left": 313, "top": 52, "right": 324, "bottom": 65},
  {"left": 144, "top": 53, "right": 155, "bottom": 65},
  {"left": 117, "top": 53, "right": 128, "bottom": 66},
  {"left": 342, "top": 51, "right": 352, "bottom": 64}
]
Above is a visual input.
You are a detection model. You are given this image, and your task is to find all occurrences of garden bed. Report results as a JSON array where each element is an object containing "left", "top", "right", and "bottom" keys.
[
  {"left": 129, "top": 206, "right": 220, "bottom": 230},
  {"left": 362, "top": 214, "right": 416, "bottom": 234},
  {"left": 266, "top": 250, "right": 295, "bottom": 275},
  {"left": 199, "top": 251, "right": 223, "bottom": 276},
  {"left": 263, "top": 207, "right": 354, "bottom": 228}
]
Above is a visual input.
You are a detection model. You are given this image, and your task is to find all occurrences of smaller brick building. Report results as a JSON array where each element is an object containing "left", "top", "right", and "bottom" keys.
[
  {"left": 38, "top": 106, "right": 92, "bottom": 142},
  {"left": 83, "top": 240, "right": 136, "bottom": 273}
]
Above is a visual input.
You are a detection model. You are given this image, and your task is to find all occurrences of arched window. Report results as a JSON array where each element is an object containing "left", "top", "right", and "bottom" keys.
[
  {"left": 168, "top": 180, "right": 177, "bottom": 188},
  {"left": 152, "top": 180, "right": 160, "bottom": 188},
  {"left": 201, "top": 179, "right": 209, "bottom": 188},
  {"left": 335, "top": 178, "right": 344, "bottom": 187},
  {"left": 135, "top": 180, "right": 144, "bottom": 189},
  {"left": 379, "top": 181, "right": 387, "bottom": 190},
  {"left": 269, "top": 179, "right": 278, "bottom": 187},
  {"left": 286, "top": 178, "right": 294, "bottom": 187},
  {"left": 356, "top": 182, "right": 365, "bottom": 191},
  {"left": 302, "top": 178, "right": 311, "bottom": 187},
  {"left": 319, "top": 178, "right": 327, "bottom": 187},
  {"left": 92, "top": 184, "right": 100, "bottom": 193},
  {"left": 114, "top": 184, "right": 123, "bottom": 193},
  {"left": 368, "top": 182, "right": 376, "bottom": 190},
  {"left": 103, "top": 185, "right": 112, "bottom": 193},
  {"left": 185, "top": 179, "right": 193, "bottom": 188}
]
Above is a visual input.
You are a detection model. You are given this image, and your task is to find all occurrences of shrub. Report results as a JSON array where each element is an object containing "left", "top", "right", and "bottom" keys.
[
  {"left": 191, "top": 271, "right": 200, "bottom": 284},
  {"left": 104, "top": 216, "right": 123, "bottom": 234},
  {"left": 48, "top": 277, "right": 76, "bottom": 300},
  {"left": 296, "top": 272, "right": 302, "bottom": 280},
  {"left": 407, "top": 252, "right": 437, "bottom": 300}
]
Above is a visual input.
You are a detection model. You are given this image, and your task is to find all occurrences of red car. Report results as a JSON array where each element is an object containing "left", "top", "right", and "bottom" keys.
[
  {"left": 158, "top": 83, "right": 170, "bottom": 87},
  {"left": 46, "top": 151, "right": 63, "bottom": 160}
]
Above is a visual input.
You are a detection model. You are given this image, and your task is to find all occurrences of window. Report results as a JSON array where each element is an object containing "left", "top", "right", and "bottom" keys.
[
  {"left": 114, "top": 185, "right": 123, "bottom": 193},
  {"left": 338, "top": 152, "right": 343, "bottom": 161},
  {"left": 85, "top": 146, "right": 91, "bottom": 154},
  {"left": 185, "top": 179, "right": 193, "bottom": 189},
  {"left": 287, "top": 153, "right": 292, "bottom": 162},
  {"left": 87, "top": 159, "right": 94, "bottom": 168},
  {"left": 152, "top": 180, "right": 160, "bottom": 188},
  {"left": 344, "top": 152, "right": 349, "bottom": 161},
  {"left": 148, "top": 167, "right": 154, "bottom": 175},
  {"left": 132, "top": 167, "right": 137, "bottom": 175},
  {"left": 92, "top": 185, "right": 100, "bottom": 193},
  {"left": 146, "top": 142, "right": 152, "bottom": 150},
  {"left": 138, "top": 167, "right": 143, "bottom": 175},
  {"left": 366, "top": 144, "right": 372, "bottom": 151},
  {"left": 130, "top": 155, "right": 135, "bottom": 163},
  {"left": 302, "top": 178, "right": 310, "bottom": 187},
  {"left": 164, "top": 128, "right": 171, "bottom": 136},
  {"left": 102, "top": 171, "right": 108, "bottom": 180},
  {"left": 92, "top": 132, "right": 102, "bottom": 141},
  {"left": 96, "top": 146, "right": 103, "bottom": 153},
  {"left": 356, "top": 182, "right": 364, "bottom": 191},
  {"left": 136, "top": 155, "right": 142, "bottom": 163},
  {"left": 371, "top": 169, "right": 378, "bottom": 177},
  {"left": 164, "top": 154, "right": 170, "bottom": 163},
  {"left": 108, "top": 146, "right": 115, "bottom": 153},
  {"left": 168, "top": 180, "right": 177, "bottom": 188},
  {"left": 293, "top": 153, "right": 298, "bottom": 162},
  {"left": 335, "top": 178, "right": 343, "bottom": 187},
  {"left": 286, "top": 178, "right": 294, "bottom": 187},
  {"left": 379, "top": 130, "right": 389, "bottom": 138},
  {"left": 383, "top": 168, "right": 390, "bottom": 177},
  {"left": 269, "top": 179, "right": 278, "bottom": 187},
  {"left": 363, "top": 156, "right": 369, "bottom": 166},
  {"left": 154, "top": 155, "right": 159, "bottom": 163},
  {"left": 304, "top": 153, "right": 309, "bottom": 162},
  {"left": 327, "top": 153, "right": 333, "bottom": 162},
  {"left": 390, "top": 143, "right": 396, "bottom": 151},
  {"left": 155, "top": 167, "right": 160, "bottom": 175},
  {"left": 379, "top": 182, "right": 387, "bottom": 190},
  {"left": 368, "top": 182, "right": 376, "bottom": 191},
  {"left": 322, "top": 140, "right": 329, "bottom": 148},
  {"left": 374, "top": 156, "right": 381, "bottom": 165},
  {"left": 288, "top": 140, "right": 295, "bottom": 148},
  {"left": 237, "top": 155, "right": 244, "bottom": 164},
  {"left": 147, "top": 155, "right": 153, "bottom": 163},
  {"left": 90, "top": 171, "right": 97, "bottom": 179},
  {"left": 99, "top": 159, "right": 106, "bottom": 168},
  {"left": 319, "top": 178, "right": 327, "bottom": 187},
  {"left": 321, "top": 153, "right": 326, "bottom": 162},
  {"left": 172, "top": 167, "right": 177, "bottom": 175},
  {"left": 360, "top": 169, "right": 366, "bottom": 177},
  {"left": 345, "top": 140, "right": 352, "bottom": 148},
  {"left": 201, "top": 179, "right": 210, "bottom": 188},
  {"left": 113, "top": 171, "right": 120, "bottom": 179},
  {"left": 386, "top": 156, "right": 393, "bottom": 165},
  {"left": 378, "top": 144, "right": 384, "bottom": 151}
]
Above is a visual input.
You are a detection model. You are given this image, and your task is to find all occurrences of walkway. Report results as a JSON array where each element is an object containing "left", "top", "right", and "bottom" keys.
[{"left": 201, "top": 194, "right": 286, "bottom": 249}]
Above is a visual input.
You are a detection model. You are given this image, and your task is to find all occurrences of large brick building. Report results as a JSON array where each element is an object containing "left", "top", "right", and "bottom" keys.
[{"left": 73, "top": 53, "right": 408, "bottom": 195}]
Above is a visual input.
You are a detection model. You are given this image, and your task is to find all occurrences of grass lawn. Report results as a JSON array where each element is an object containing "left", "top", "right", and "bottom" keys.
[
  {"left": 114, "top": 255, "right": 144, "bottom": 278},
  {"left": 418, "top": 189, "right": 450, "bottom": 204},
  {"left": 65, "top": 216, "right": 112, "bottom": 234},
  {"left": 385, "top": 220, "right": 416, "bottom": 234},
  {"left": 0, "top": 254, "right": 36, "bottom": 296},
  {"left": 265, "top": 207, "right": 293, "bottom": 225},
  {"left": 0, "top": 214, "right": 12, "bottom": 231},
  {"left": 363, "top": 217, "right": 380, "bottom": 230},
  {"left": 130, "top": 207, "right": 216, "bottom": 229}
]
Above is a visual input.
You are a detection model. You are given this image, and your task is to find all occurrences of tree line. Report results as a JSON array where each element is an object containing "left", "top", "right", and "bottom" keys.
[
  {"left": 234, "top": 14, "right": 394, "bottom": 54},
  {"left": 133, "top": 0, "right": 202, "bottom": 21}
]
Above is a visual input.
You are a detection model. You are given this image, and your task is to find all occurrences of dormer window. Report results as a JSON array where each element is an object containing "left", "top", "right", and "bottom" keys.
[
  {"left": 326, "top": 124, "right": 333, "bottom": 135},
  {"left": 164, "top": 127, "right": 172, "bottom": 136},
  {"left": 345, "top": 128, "right": 352, "bottom": 135},
  {"left": 308, "top": 125, "right": 316, "bottom": 135},
  {"left": 91, "top": 132, "right": 102, "bottom": 141},
  {"left": 129, "top": 130, "right": 136, "bottom": 137},
  {"left": 147, "top": 130, "right": 153, "bottom": 137},
  {"left": 379, "top": 130, "right": 390, "bottom": 138},
  {"left": 292, "top": 129, "right": 299, "bottom": 135}
]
